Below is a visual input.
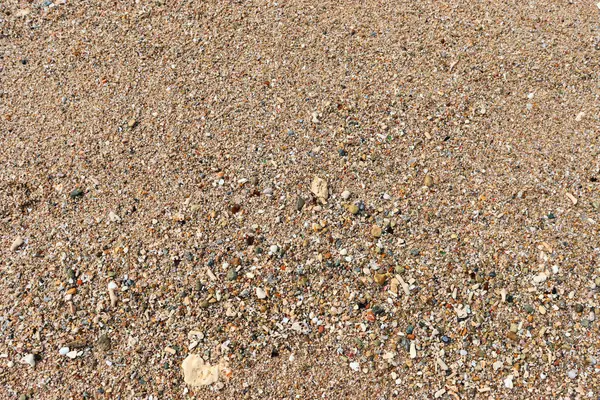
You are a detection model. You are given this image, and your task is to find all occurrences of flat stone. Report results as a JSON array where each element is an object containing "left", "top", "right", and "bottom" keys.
[
  {"left": 310, "top": 176, "right": 329, "bottom": 203},
  {"left": 10, "top": 236, "right": 24, "bottom": 251},
  {"left": 95, "top": 334, "right": 111, "bottom": 352},
  {"left": 371, "top": 225, "right": 382, "bottom": 238},
  {"left": 295, "top": 197, "right": 305, "bottom": 211},
  {"left": 424, "top": 175, "right": 434, "bottom": 187},
  {"left": 256, "top": 287, "right": 267, "bottom": 299},
  {"left": 181, "top": 354, "right": 220, "bottom": 386}
]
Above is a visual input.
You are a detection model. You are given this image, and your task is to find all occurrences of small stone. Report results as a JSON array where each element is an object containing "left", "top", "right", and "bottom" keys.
[
  {"left": 96, "top": 334, "right": 111, "bottom": 352},
  {"left": 409, "top": 342, "right": 417, "bottom": 358},
  {"left": 347, "top": 204, "right": 359, "bottom": 215},
  {"left": 22, "top": 354, "right": 35, "bottom": 368},
  {"left": 295, "top": 197, "right": 305, "bottom": 211},
  {"left": 66, "top": 287, "right": 77, "bottom": 295},
  {"left": 59, "top": 347, "right": 70, "bottom": 356},
  {"left": 70, "top": 188, "right": 84, "bottom": 198},
  {"left": 575, "top": 304, "right": 584, "bottom": 313},
  {"left": 506, "top": 332, "right": 518, "bottom": 341},
  {"left": 349, "top": 361, "right": 360, "bottom": 371},
  {"left": 127, "top": 118, "right": 138, "bottom": 128},
  {"left": 567, "top": 370, "right": 578, "bottom": 379},
  {"left": 504, "top": 375, "right": 514, "bottom": 389},
  {"left": 65, "top": 268, "right": 75, "bottom": 280},
  {"left": 66, "top": 350, "right": 77, "bottom": 359},
  {"left": 249, "top": 177, "right": 258, "bottom": 186},
  {"left": 423, "top": 175, "right": 434, "bottom": 187},
  {"left": 341, "top": 190, "right": 351, "bottom": 200},
  {"left": 371, "top": 225, "right": 382, "bottom": 238},
  {"left": 226, "top": 269, "right": 238, "bottom": 281},
  {"left": 108, "top": 211, "right": 121, "bottom": 223},
  {"left": 373, "top": 273, "right": 387, "bottom": 286},
  {"left": 565, "top": 192, "right": 578, "bottom": 205},
  {"left": 524, "top": 305, "right": 535, "bottom": 314},
  {"left": 181, "top": 354, "right": 221, "bottom": 386},
  {"left": 256, "top": 287, "right": 267, "bottom": 299},
  {"left": 269, "top": 245, "right": 279, "bottom": 254},
  {"left": 10, "top": 236, "right": 24, "bottom": 251},
  {"left": 310, "top": 176, "right": 329, "bottom": 203}
]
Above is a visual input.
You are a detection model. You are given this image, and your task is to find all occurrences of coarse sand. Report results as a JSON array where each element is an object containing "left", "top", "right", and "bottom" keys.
[{"left": 1, "top": 0, "right": 600, "bottom": 399}]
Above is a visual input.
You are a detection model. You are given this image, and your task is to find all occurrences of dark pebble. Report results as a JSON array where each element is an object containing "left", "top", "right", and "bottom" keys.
[{"left": 70, "top": 188, "right": 84, "bottom": 198}]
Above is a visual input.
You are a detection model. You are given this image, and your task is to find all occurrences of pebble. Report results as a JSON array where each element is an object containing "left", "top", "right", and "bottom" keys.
[
  {"left": 66, "top": 350, "right": 77, "bottom": 359},
  {"left": 22, "top": 354, "right": 36, "bottom": 368},
  {"left": 349, "top": 361, "right": 360, "bottom": 371},
  {"left": 310, "top": 176, "right": 329, "bottom": 203},
  {"left": 59, "top": 347, "right": 70, "bottom": 355},
  {"left": 341, "top": 190, "right": 351, "bottom": 200},
  {"left": 10, "top": 236, "right": 24, "bottom": 251},
  {"left": 373, "top": 273, "right": 387, "bottom": 286},
  {"left": 256, "top": 287, "right": 267, "bottom": 299},
  {"left": 504, "top": 375, "right": 514, "bottom": 389},
  {"left": 108, "top": 281, "right": 118, "bottom": 307},
  {"left": 567, "top": 370, "right": 578, "bottom": 379},
  {"left": 409, "top": 342, "right": 417, "bottom": 358},
  {"left": 370, "top": 225, "right": 382, "bottom": 238},
  {"left": 108, "top": 211, "right": 121, "bottom": 223},
  {"left": 70, "top": 188, "right": 84, "bottom": 198},
  {"left": 295, "top": 197, "right": 305, "bottom": 211},
  {"left": 181, "top": 354, "right": 220, "bottom": 386},
  {"left": 424, "top": 175, "right": 434, "bottom": 187},
  {"left": 95, "top": 334, "right": 111, "bottom": 352},
  {"left": 226, "top": 269, "right": 238, "bottom": 281},
  {"left": 347, "top": 204, "right": 359, "bottom": 215}
]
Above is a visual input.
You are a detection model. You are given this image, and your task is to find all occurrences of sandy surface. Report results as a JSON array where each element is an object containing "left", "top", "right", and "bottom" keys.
[{"left": 2, "top": 0, "right": 600, "bottom": 398}]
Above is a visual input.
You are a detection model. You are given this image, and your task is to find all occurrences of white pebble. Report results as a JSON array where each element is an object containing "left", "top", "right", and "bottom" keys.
[
  {"left": 66, "top": 351, "right": 77, "bottom": 359},
  {"left": 341, "top": 190, "right": 351, "bottom": 200},
  {"left": 22, "top": 354, "right": 35, "bottom": 368},
  {"left": 568, "top": 370, "right": 578, "bottom": 379},
  {"left": 504, "top": 375, "right": 514, "bottom": 389},
  {"left": 10, "top": 236, "right": 24, "bottom": 251},
  {"left": 256, "top": 287, "right": 267, "bottom": 299},
  {"left": 269, "top": 245, "right": 279, "bottom": 254},
  {"left": 349, "top": 361, "right": 360, "bottom": 371},
  {"left": 59, "top": 347, "right": 70, "bottom": 356}
]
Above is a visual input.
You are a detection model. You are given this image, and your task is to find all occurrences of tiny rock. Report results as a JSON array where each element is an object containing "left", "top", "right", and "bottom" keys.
[
  {"left": 341, "top": 190, "right": 351, "bottom": 200},
  {"left": 310, "top": 176, "right": 329, "bottom": 203},
  {"left": 108, "top": 211, "right": 121, "bottom": 223},
  {"left": 371, "top": 225, "right": 382, "bottom": 238},
  {"left": 22, "top": 354, "right": 35, "bottom": 368},
  {"left": 423, "top": 175, "right": 434, "bottom": 187},
  {"left": 181, "top": 354, "right": 221, "bottom": 386},
  {"left": 373, "top": 273, "right": 387, "bottom": 286},
  {"left": 10, "top": 236, "right": 24, "bottom": 251},
  {"left": 256, "top": 287, "right": 267, "bottom": 299},
  {"left": 96, "top": 334, "right": 111, "bottom": 352}
]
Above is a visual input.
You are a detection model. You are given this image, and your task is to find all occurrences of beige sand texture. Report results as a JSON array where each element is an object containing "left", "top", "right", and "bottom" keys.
[{"left": 1, "top": 0, "right": 600, "bottom": 398}]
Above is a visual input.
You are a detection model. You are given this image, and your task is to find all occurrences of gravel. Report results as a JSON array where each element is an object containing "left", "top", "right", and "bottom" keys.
[{"left": 2, "top": 0, "right": 600, "bottom": 398}]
